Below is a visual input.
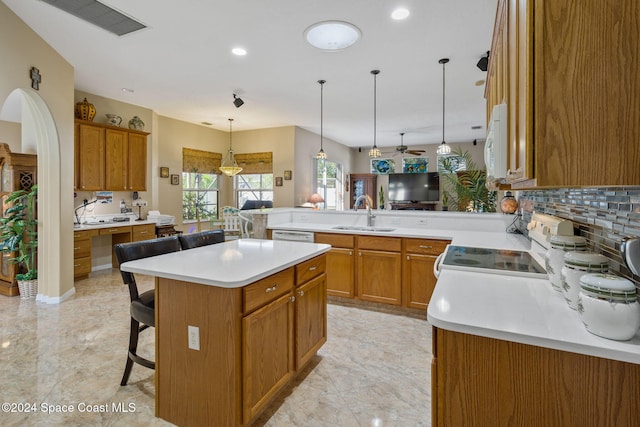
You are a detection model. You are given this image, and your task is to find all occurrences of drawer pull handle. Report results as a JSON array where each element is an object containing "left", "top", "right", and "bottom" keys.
[
  {"left": 308, "top": 266, "right": 317, "bottom": 271},
  {"left": 74, "top": 247, "right": 80, "bottom": 250},
  {"left": 298, "top": 290, "right": 305, "bottom": 297},
  {"left": 139, "top": 231, "right": 148, "bottom": 234},
  {"left": 74, "top": 264, "right": 80, "bottom": 267},
  {"left": 419, "top": 245, "right": 433, "bottom": 249},
  {"left": 349, "top": 251, "right": 353, "bottom": 256},
  {"left": 265, "top": 284, "right": 278, "bottom": 293},
  {"left": 407, "top": 255, "right": 410, "bottom": 260}
]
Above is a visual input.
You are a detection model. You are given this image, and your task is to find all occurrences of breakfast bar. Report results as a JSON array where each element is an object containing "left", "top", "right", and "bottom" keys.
[{"left": 120, "top": 239, "right": 331, "bottom": 426}]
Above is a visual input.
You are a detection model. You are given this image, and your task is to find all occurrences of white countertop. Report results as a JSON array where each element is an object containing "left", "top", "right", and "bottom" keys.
[
  {"left": 73, "top": 219, "right": 158, "bottom": 231},
  {"left": 262, "top": 208, "right": 640, "bottom": 364},
  {"left": 120, "top": 239, "right": 331, "bottom": 288}
]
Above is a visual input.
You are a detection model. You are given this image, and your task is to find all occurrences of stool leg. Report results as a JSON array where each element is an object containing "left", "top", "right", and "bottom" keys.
[{"left": 121, "top": 317, "right": 139, "bottom": 386}]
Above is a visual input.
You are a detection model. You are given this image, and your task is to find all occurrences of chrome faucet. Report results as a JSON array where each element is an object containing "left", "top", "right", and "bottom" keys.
[{"left": 354, "top": 194, "right": 376, "bottom": 227}]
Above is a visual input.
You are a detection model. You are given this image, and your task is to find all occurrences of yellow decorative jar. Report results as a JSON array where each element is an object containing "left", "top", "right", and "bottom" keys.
[{"left": 75, "top": 97, "right": 96, "bottom": 121}]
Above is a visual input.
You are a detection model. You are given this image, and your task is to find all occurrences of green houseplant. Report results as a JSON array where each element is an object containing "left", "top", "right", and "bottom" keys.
[
  {"left": 0, "top": 184, "right": 38, "bottom": 295},
  {"left": 439, "top": 148, "right": 496, "bottom": 212}
]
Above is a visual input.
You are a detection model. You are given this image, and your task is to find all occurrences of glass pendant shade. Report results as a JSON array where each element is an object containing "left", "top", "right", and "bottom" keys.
[
  {"left": 369, "top": 70, "right": 381, "bottom": 158},
  {"left": 437, "top": 58, "right": 451, "bottom": 156},
  {"left": 437, "top": 141, "right": 451, "bottom": 155},
  {"left": 219, "top": 118, "right": 243, "bottom": 176},
  {"left": 316, "top": 80, "right": 327, "bottom": 160}
]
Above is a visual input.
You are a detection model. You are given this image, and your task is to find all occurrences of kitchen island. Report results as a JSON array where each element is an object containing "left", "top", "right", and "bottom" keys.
[{"left": 120, "top": 238, "right": 331, "bottom": 426}]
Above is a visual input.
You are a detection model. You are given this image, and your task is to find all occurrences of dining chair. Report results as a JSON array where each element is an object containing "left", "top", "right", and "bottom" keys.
[
  {"left": 114, "top": 235, "right": 182, "bottom": 386},
  {"left": 222, "top": 206, "right": 241, "bottom": 239},
  {"left": 178, "top": 229, "right": 225, "bottom": 250}
]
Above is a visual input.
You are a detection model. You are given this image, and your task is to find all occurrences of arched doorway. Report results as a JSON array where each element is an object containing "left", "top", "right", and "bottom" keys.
[{"left": 1, "top": 88, "right": 67, "bottom": 303}]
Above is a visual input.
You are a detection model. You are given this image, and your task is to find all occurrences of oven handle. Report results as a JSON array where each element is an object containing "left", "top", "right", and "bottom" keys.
[{"left": 433, "top": 252, "right": 445, "bottom": 278}]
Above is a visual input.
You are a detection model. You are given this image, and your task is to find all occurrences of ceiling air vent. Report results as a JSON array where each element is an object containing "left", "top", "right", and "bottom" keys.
[{"left": 40, "top": 0, "right": 146, "bottom": 36}]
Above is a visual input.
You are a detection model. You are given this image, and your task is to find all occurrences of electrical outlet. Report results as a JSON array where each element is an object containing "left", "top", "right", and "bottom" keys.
[
  {"left": 417, "top": 218, "right": 428, "bottom": 225},
  {"left": 188, "top": 325, "right": 200, "bottom": 350}
]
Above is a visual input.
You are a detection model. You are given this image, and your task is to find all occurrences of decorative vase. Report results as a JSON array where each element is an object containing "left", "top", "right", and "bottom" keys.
[
  {"left": 18, "top": 279, "right": 38, "bottom": 299},
  {"left": 128, "top": 116, "right": 145, "bottom": 130},
  {"left": 75, "top": 98, "right": 96, "bottom": 121},
  {"left": 500, "top": 191, "right": 518, "bottom": 214},
  {"left": 105, "top": 114, "right": 122, "bottom": 127}
]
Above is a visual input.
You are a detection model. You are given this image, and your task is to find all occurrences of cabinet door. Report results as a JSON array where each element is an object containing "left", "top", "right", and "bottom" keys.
[
  {"left": 357, "top": 249, "right": 402, "bottom": 305},
  {"left": 242, "top": 292, "right": 294, "bottom": 424},
  {"left": 325, "top": 248, "right": 355, "bottom": 298},
  {"left": 403, "top": 253, "right": 438, "bottom": 310},
  {"left": 105, "top": 128, "right": 128, "bottom": 191},
  {"left": 78, "top": 124, "right": 105, "bottom": 191},
  {"left": 128, "top": 132, "right": 147, "bottom": 191},
  {"left": 295, "top": 274, "right": 327, "bottom": 370}
]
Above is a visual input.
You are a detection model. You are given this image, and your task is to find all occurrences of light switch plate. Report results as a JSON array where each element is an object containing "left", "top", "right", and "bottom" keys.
[{"left": 188, "top": 325, "right": 200, "bottom": 350}]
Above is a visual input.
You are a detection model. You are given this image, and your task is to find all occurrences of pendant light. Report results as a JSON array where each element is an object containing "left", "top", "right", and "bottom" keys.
[
  {"left": 219, "top": 118, "right": 243, "bottom": 176},
  {"left": 436, "top": 58, "right": 451, "bottom": 156},
  {"left": 369, "top": 69, "right": 381, "bottom": 158},
  {"left": 316, "top": 79, "right": 327, "bottom": 160}
]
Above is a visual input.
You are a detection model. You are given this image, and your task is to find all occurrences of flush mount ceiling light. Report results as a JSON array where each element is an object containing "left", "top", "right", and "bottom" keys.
[
  {"left": 369, "top": 70, "right": 382, "bottom": 158},
  {"left": 304, "top": 21, "right": 361, "bottom": 51},
  {"left": 437, "top": 58, "right": 452, "bottom": 156},
  {"left": 316, "top": 80, "right": 327, "bottom": 160},
  {"left": 391, "top": 8, "right": 410, "bottom": 20},
  {"left": 232, "top": 47, "right": 247, "bottom": 56},
  {"left": 219, "top": 118, "right": 243, "bottom": 176}
]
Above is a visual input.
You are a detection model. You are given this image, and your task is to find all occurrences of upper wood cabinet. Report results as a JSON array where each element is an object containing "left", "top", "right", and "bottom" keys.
[
  {"left": 75, "top": 120, "right": 149, "bottom": 191},
  {"left": 486, "top": 0, "right": 640, "bottom": 188}
]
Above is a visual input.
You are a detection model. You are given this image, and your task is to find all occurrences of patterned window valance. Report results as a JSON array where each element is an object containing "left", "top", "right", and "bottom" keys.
[
  {"left": 234, "top": 152, "right": 273, "bottom": 174},
  {"left": 182, "top": 148, "right": 222, "bottom": 174}
]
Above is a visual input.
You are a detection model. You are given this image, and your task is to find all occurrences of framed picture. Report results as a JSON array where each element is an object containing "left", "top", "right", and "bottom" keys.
[
  {"left": 160, "top": 166, "right": 169, "bottom": 178},
  {"left": 284, "top": 170, "right": 292, "bottom": 180},
  {"left": 402, "top": 157, "right": 428, "bottom": 173},
  {"left": 370, "top": 158, "right": 395, "bottom": 174},
  {"left": 275, "top": 176, "right": 283, "bottom": 186},
  {"left": 170, "top": 174, "right": 180, "bottom": 185}
]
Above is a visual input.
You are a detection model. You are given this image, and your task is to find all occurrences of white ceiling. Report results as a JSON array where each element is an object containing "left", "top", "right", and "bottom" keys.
[{"left": 4, "top": 0, "right": 497, "bottom": 149}]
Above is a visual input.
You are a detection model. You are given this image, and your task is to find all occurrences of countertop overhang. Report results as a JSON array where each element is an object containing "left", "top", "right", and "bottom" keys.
[{"left": 120, "top": 239, "right": 331, "bottom": 288}]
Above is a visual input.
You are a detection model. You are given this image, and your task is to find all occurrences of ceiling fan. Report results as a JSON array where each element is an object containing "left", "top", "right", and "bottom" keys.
[{"left": 383, "top": 133, "right": 426, "bottom": 157}]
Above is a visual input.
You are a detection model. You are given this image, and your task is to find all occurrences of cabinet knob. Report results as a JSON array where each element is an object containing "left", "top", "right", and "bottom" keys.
[
  {"left": 139, "top": 231, "right": 148, "bottom": 234},
  {"left": 265, "top": 284, "right": 278, "bottom": 293},
  {"left": 358, "top": 252, "right": 362, "bottom": 256},
  {"left": 406, "top": 255, "right": 410, "bottom": 260},
  {"left": 289, "top": 296, "right": 296, "bottom": 303},
  {"left": 349, "top": 251, "right": 353, "bottom": 256},
  {"left": 298, "top": 290, "right": 305, "bottom": 297}
]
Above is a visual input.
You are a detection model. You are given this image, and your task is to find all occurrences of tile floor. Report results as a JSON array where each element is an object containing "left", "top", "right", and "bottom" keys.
[{"left": 0, "top": 270, "right": 431, "bottom": 426}]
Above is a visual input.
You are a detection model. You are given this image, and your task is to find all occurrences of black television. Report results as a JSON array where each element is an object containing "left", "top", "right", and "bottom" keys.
[{"left": 388, "top": 173, "right": 440, "bottom": 202}]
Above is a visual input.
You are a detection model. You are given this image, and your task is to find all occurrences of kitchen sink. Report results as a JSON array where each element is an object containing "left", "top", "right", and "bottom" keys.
[{"left": 332, "top": 225, "right": 396, "bottom": 232}]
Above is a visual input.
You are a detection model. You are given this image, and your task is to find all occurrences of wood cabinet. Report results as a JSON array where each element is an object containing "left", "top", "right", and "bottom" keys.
[
  {"left": 132, "top": 223, "right": 156, "bottom": 242},
  {"left": 315, "top": 232, "right": 355, "bottom": 298},
  {"left": 487, "top": 0, "right": 640, "bottom": 188},
  {"left": 357, "top": 235, "right": 402, "bottom": 305},
  {"left": 294, "top": 256, "right": 327, "bottom": 370},
  {"left": 75, "top": 120, "right": 149, "bottom": 191},
  {"left": 432, "top": 326, "right": 640, "bottom": 426},
  {"left": 73, "top": 229, "right": 98, "bottom": 280},
  {"left": 402, "top": 238, "right": 449, "bottom": 310},
  {"left": 349, "top": 173, "right": 377, "bottom": 209}
]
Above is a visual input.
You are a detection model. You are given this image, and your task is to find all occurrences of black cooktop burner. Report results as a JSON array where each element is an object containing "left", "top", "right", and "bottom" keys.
[{"left": 442, "top": 245, "right": 547, "bottom": 278}]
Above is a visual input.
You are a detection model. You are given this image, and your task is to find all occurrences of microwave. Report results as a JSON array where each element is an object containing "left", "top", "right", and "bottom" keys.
[{"left": 484, "top": 103, "right": 508, "bottom": 182}]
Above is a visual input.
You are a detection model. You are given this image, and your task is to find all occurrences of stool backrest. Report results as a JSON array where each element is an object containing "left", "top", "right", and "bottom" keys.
[
  {"left": 179, "top": 229, "right": 225, "bottom": 250},
  {"left": 114, "top": 236, "right": 181, "bottom": 301}
]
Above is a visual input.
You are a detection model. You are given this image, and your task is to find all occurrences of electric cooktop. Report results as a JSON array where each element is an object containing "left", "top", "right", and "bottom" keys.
[{"left": 441, "top": 245, "right": 547, "bottom": 279}]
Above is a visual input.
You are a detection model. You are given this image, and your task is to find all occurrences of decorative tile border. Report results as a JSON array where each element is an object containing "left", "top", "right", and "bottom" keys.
[{"left": 515, "top": 187, "right": 640, "bottom": 289}]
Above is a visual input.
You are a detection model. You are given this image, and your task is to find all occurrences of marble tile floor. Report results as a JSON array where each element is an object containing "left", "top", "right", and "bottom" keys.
[{"left": 0, "top": 269, "right": 432, "bottom": 426}]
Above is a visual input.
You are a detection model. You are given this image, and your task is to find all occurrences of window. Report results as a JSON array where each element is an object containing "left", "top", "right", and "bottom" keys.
[
  {"left": 314, "top": 159, "right": 343, "bottom": 210},
  {"left": 236, "top": 173, "right": 273, "bottom": 209},
  {"left": 182, "top": 172, "right": 219, "bottom": 221}
]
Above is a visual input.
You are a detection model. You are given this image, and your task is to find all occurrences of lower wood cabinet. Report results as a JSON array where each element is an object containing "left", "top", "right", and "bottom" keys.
[
  {"left": 432, "top": 327, "right": 640, "bottom": 426},
  {"left": 315, "top": 232, "right": 355, "bottom": 298},
  {"left": 73, "top": 229, "right": 98, "bottom": 279},
  {"left": 403, "top": 238, "right": 449, "bottom": 310},
  {"left": 294, "top": 273, "right": 327, "bottom": 369}
]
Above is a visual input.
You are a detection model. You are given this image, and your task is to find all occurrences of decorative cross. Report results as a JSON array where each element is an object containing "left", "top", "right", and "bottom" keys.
[{"left": 30, "top": 67, "right": 41, "bottom": 90}]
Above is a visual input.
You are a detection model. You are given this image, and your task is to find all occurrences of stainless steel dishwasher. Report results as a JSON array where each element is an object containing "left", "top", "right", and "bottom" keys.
[{"left": 271, "top": 230, "right": 315, "bottom": 243}]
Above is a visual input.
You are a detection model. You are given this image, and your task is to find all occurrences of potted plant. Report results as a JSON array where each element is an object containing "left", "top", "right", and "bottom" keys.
[
  {"left": 439, "top": 148, "right": 496, "bottom": 212},
  {"left": 0, "top": 184, "right": 38, "bottom": 297}
]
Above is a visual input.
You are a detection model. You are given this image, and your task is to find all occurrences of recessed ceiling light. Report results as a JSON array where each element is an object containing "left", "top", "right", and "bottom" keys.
[
  {"left": 304, "top": 20, "right": 361, "bottom": 51},
  {"left": 232, "top": 47, "right": 247, "bottom": 56},
  {"left": 121, "top": 87, "right": 134, "bottom": 93},
  {"left": 391, "top": 8, "right": 410, "bottom": 20}
]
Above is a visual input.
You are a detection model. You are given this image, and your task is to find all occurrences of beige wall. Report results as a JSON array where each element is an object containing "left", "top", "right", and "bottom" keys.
[
  {"left": 0, "top": 120, "right": 21, "bottom": 150},
  {"left": 0, "top": 2, "right": 75, "bottom": 300}
]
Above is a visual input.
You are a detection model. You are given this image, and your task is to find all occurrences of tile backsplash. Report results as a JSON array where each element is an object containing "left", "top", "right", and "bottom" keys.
[{"left": 515, "top": 187, "right": 640, "bottom": 289}]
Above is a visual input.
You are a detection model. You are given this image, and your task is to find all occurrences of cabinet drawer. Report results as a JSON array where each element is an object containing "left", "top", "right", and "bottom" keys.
[
  {"left": 296, "top": 255, "right": 326, "bottom": 285},
  {"left": 403, "top": 238, "right": 449, "bottom": 256},
  {"left": 74, "top": 229, "right": 98, "bottom": 241},
  {"left": 243, "top": 268, "right": 294, "bottom": 314},
  {"left": 73, "top": 256, "right": 92, "bottom": 277},
  {"left": 133, "top": 224, "right": 156, "bottom": 241},
  {"left": 73, "top": 238, "right": 91, "bottom": 259},
  {"left": 99, "top": 225, "right": 132, "bottom": 236},
  {"left": 357, "top": 235, "right": 401, "bottom": 252},
  {"left": 314, "top": 232, "right": 354, "bottom": 248}
]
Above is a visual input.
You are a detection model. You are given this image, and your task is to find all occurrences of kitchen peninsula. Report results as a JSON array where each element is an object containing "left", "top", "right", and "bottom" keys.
[{"left": 120, "top": 238, "right": 330, "bottom": 426}]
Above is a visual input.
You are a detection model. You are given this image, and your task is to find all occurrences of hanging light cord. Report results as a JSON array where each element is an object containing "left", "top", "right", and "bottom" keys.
[
  {"left": 373, "top": 71, "right": 377, "bottom": 149},
  {"left": 320, "top": 80, "right": 325, "bottom": 151},
  {"left": 441, "top": 59, "right": 446, "bottom": 144}
]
